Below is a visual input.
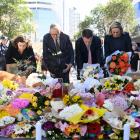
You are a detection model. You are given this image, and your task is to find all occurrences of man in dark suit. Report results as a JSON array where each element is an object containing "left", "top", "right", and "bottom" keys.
[
  {"left": 75, "top": 29, "right": 102, "bottom": 80},
  {"left": 43, "top": 24, "right": 74, "bottom": 83}
]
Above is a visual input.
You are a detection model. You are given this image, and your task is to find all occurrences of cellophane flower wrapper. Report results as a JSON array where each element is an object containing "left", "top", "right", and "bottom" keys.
[
  {"left": 67, "top": 104, "right": 106, "bottom": 124},
  {"left": 81, "top": 63, "right": 104, "bottom": 80},
  {"left": 105, "top": 51, "right": 132, "bottom": 76}
]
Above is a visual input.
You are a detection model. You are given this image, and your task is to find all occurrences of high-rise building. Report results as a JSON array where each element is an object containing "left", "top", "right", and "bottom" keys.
[
  {"left": 54, "top": 0, "right": 69, "bottom": 34},
  {"left": 69, "top": 7, "right": 80, "bottom": 38},
  {"left": 133, "top": 0, "right": 140, "bottom": 23},
  {"left": 26, "top": 0, "right": 58, "bottom": 42}
]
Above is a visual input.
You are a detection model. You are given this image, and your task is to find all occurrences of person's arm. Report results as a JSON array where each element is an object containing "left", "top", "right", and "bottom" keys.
[
  {"left": 75, "top": 39, "right": 83, "bottom": 80},
  {"left": 62, "top": 35, "right": 74, "bottom": 73},
  {"left": 124, "top": 32, "right": 133, "bottom": 52},
  {"left": 104, "top": 35, "right": 111, "bottom": 58},
  {"left": 43, "top": 35, "right": 50, "bottom": 69},
  {"left": 5, "top": 44, "right": 14, "bottom": 64},
  {"left": 67, "top": 35, "right": 74, "bottom": 66},
  {"left": 95, "top": 37, "right": 103, "bottom": 66},
  {"left": 28, "top": 47, "right": 37, "bottom": 71}
]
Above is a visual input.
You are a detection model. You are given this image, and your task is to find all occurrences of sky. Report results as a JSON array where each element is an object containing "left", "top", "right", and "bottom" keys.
[{"left": 67, "top": 0, "right": 109, "bottom": 20}]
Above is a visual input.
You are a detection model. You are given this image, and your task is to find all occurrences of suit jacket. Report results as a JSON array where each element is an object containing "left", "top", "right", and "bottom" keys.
[
  {"left": 104, "top": 32, "right": 132, "bottom": 58},
  {"left": 75, "top": 36, "right": 102, "bottom": 70},
  {"left": 43, "top": 32, "right": 74, "bottom": 73}
]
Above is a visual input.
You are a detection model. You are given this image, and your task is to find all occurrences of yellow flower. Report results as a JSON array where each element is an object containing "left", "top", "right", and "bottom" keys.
[
  {"left": 19, "top": 93, "right": 33, "bottom": 102},
  {"left": 104, "top": 81, "right": 110, "bottom": 88},
  {"left": 98, "top": 134, "right": 103, "bottom": 139},
  {"left": 32, "top": 96, "right": 38, "bottom": 102},
  {"left": 37, "top": 110, "right": 42, "bottom": 115},
  {"left": 2, "top": 79, "right": 18, "bottom": 90},
  {"left": 0, "top": 110, "right": 9, "bottom": 118},
  {"left": 45, "top": 100, "right": 49, "bottom": 106},
  {"left": 63, "top": 95, "right": 70, "bottom": 104},
  {"left": 32, "top": 102, "right": 37, "bottom": 108},
  {"left": 72, "top": 95, "right": 80, "bottom": 102},
  {"left": 18, "top": 122, "right": 24, "bottom": 127}
]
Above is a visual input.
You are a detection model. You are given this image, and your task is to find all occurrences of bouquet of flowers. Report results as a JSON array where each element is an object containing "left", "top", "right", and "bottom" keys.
[
  {"left": 101, "top": 75, "right": 131, "bottom": 91},
  {"left": 106, "top": 51, "right": 131, "bottom": 75},
  {"left": 0, "top": 81, "right": 18, "bottom": 106},
  {"left": 42, "top": 121, "right": 65, "bottom": 140},
  {"left": 12, "top": 121, "right": 35, "bottom": 138},
  {"left": 28, "top": 92, "right": 51, "bottom": 116},
  {"left": 81, "top": 63, "right": 104, "bottom": 81},
  {"left": 14, "top": 57, "right": 36, "bottom": 77},
  {"left": 63, "top": 95, "right": 82, "bottom": 105}
]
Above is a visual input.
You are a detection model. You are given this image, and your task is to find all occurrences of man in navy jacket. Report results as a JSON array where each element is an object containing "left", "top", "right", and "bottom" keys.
[
  {"left": 75, "top": 29, "right": 102, "bottom": 80},
  {"left": 43, "top": 24, "right": 74, "bottom": 83}
]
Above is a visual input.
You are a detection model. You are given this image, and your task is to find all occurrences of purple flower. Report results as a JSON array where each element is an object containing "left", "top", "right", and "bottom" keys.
[
  {"left": 5, "top": 125, "right": 15, "bottom": 136},
  {"left": 6, "top": 90, "right": 13, "bottom": 96},
  {"left": 0, "top": 125, "right": 15, "bottom": 136},
  {"left": 0, "top": 129, "right": 6, "bottom": 136},
  {"left": 42, "top": 121, "right": 55, "bottom": 131}
]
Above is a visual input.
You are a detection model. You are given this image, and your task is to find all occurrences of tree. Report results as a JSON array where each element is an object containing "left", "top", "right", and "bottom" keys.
[
  {"left": 0, "top": 0, "right": 33, "bottom": 39},
  {"left": 75, "top": 0, "right": 136, "bottom": 38}
]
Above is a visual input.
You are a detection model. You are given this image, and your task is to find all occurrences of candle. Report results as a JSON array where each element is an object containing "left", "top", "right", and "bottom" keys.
[
  {"left": 123, "top": 123, "right": 130, "bottom": 140},
  {"left": 36, "top": 121, "right": 42, "bottom": 140},
  {"left": 137, "top": 60, "right": 140, "bottom": 71}
]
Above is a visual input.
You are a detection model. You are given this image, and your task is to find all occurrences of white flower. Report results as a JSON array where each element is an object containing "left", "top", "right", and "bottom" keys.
[
  {"left": 23, "top": 124, "right": 32, "bottom": 132},
  {"left": 51, "top": 101, "right": 65, "bottom": 112},
  {"left": 59, "top": 104, "right": 83, "bottom": 120},
  {"left": 0, "top": 116, "right": 15, "bottom": 127}
]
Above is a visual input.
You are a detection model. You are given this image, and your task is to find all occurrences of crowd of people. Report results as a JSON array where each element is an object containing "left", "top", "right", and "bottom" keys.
[{"left": 0, "top": 22, "right": 140, "bottom": 83}]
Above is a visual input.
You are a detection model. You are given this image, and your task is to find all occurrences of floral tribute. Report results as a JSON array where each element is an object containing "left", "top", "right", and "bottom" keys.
[
  {"left": 81, "top": 63, "right": 104, "bottom": 81},
  {"left": 107, "top": 51, "right": 131, "bottom": 75},
  {"left": 0, "top": 72, "right": 139, "bottom": 140}
]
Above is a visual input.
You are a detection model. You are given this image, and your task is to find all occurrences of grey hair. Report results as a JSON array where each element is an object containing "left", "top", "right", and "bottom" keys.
[{"left": 50, "top": 24, "right": 61, "bottom": 32}]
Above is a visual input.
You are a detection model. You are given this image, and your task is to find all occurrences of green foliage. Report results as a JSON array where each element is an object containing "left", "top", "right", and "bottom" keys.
[
  {"left": 75, "top": 0, "right": 136, "bottom": 38},
  {"left": 0, "top": 0, "right": 33, "bottom": 38}
]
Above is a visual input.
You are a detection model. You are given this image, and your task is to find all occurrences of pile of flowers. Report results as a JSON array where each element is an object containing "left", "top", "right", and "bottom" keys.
[
  {"left": 106, "top": 51, "right": 131, "bottom": 75},
  {"left": 0, "top": 73, "right": 139, "bottom": 139}
]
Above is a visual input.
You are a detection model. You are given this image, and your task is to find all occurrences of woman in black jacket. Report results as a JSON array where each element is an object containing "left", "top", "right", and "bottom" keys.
[
  {"left": 104, "top": 22, "right": 139, "bottom": 71},
  {"left": 5, "top": 36, "right": 36, "bottom": 77}
]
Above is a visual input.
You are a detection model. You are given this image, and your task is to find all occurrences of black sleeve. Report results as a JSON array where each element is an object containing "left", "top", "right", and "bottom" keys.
[
  {"left": 28, "top": 47, "right": 37, "bottom": 70},
  {"left": 96, "top": 37, "right": 103, "bottom": 65},
  {"left": 5, "top": 45, "right": 15, "bottom": 64},
  {"left": 66, "top": 35, "right": 74, "bottom": 65},
  {"left": 124, "top": 32, "right": 133, "bottom": 52},
  {"left": 104, "top": 35, "right": 111, "bottom": 58},
  {"left": 75, "top": 39, "right": 83, "bottom": 70},
  {"left": 43, "top": 35, "right": 50, "bottom": 68}
]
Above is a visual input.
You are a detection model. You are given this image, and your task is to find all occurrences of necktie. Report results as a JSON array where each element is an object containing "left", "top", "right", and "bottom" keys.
[
  {"left": 55, "top": 39, "right": 61, "bottom": 53},
  {"left": 87, "top": 46, "right": 92, "bottom": 64}
]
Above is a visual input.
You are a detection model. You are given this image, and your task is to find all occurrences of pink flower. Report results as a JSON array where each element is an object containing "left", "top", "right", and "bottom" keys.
[
  {"left": 80, "top": 125, "right": 87, "bottom": 136},
  {"left": 12, "top": 98, "right": 29, "bottom": 109},
  {"left": 54, "top": 82, "right": 62, "bottom": 89}
]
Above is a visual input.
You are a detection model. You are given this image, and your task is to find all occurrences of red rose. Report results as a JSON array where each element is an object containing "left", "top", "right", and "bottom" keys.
[
  {"left": 52, "top": 88, "right": 62, "bottom": 98},
  {"left": 85, "top": 109, "right": 94, "bottom": 116},
  {"left": 87, "top": 122, "right": 101, "bottom": 134}
]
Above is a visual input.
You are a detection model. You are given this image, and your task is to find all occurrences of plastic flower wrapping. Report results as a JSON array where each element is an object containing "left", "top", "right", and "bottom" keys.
[
  {"left": 81, "top": 63, "right": 104, "bottom": 81},
  {"left": 106, "top": 50, "right": 131, "bottom": 76},
  {"left": 0, "top": 72, "right": 139, "bottom": 139},
  {"left": 100, "top": 75, "right": 132, "bottom": 91}
]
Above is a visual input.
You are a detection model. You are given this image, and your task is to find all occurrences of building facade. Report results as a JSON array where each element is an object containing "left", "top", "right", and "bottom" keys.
[
  {"left": 69, "top": 7, "right": 80, "bottom": 39},
  {"left": 26, "top": 0, "right": 58, "bottom": 42}
]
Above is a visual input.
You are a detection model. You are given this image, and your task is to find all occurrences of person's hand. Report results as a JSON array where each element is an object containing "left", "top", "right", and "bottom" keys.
[{"left": 62, "top": 64, "right": 72, "bottom": 73}]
